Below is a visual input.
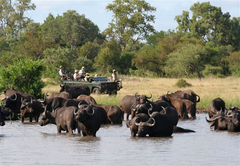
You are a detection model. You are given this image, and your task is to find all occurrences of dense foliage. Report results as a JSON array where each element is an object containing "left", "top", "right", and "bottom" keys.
[
  {"left": 0, "top": 58, "right": 45, "bottom": 98},
  {"left": 0, "top": 0, "right": 240, "bottom": 93}
]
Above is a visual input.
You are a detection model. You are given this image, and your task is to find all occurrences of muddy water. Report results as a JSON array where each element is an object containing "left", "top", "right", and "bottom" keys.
[{"left": 0, "top": 114, "right": 239, "bottom": 166}]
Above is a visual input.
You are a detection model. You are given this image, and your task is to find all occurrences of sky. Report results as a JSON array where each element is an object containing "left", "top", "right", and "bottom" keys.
[{"left": 27, "top": 0, "right": 240, "bottom": 32}]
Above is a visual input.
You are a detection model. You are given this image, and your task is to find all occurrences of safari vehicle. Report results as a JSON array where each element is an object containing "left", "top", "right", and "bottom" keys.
[{"left": 60, "top": 77, "right": 122, "bottom": 95}]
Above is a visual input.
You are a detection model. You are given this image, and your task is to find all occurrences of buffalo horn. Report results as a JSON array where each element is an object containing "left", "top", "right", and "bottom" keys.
[
  {"left": 135, "top": 92, "right": 138, "bottom": 99},
  {"left": 161, "top": 106, "right": 166, "bottom": 114},
  {"left": 146, "top": 93, "right": 152, "bottom": 99},
  {"left": 147, "top": 118, "right": 155, "bottom": 127},
  {"left": 74, "top": 109, "right": 78, "bottom": 115},
  {"left": 148, "top": 104, "right": 153, "bottom": 116},
  {"left": 87, "top": 107, "right": 95, "bottom": 116},
  {"left": 205, "top": 115, "right": 221, "bottom": 122},
  {"left": 135, "top": 118, "right": 141, "bottom": 126},
  {"left": 78, "top": 101, "right": 83, "bottom": 108},
  {"left": 9, "top": 93, "right": 17, "bottom": 101}
]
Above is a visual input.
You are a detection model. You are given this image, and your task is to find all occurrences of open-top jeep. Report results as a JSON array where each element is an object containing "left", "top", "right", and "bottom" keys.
[{"left": 60, "top": 77, "right": 122, "bottom": 95}]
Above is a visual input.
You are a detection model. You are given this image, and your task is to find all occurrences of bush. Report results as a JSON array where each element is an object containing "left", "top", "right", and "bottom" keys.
[
  {"left": 0, "top": 58, "right": 46, "bottom": 98},
  {"left": 175, "top": 79, "right": 192, "bottom": 88}
]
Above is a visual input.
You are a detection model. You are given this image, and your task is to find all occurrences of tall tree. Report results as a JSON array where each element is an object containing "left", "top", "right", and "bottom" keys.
[
  {"left": 165, "top": 44, "right": 207, "bottom": 79},
  {"left": 41, "top": 10, "right": 102, "bottom": 50},
  {"left": 175, "top": 2, "right": 239, "bottom": 47},
  {"left": 0, "top": 0, "right": 36, "bottom": 37},
  {"left": 104, "top": 0, "right": 156, "bottom": 52}
]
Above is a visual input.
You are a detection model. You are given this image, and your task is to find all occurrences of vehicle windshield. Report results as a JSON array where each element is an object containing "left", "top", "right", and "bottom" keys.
[{"left": 91, "top": 77, "right": 109, "bottom": 82}]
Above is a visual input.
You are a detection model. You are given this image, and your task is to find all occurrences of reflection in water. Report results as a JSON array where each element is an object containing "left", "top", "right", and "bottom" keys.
[{"left": 0, "top": 114, "right": 239, "bottom": 166}]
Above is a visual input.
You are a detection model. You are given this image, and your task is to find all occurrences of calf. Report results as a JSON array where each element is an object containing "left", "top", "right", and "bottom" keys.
[{"left": 20, "top": 98, "right": 43, "bottom": 122}]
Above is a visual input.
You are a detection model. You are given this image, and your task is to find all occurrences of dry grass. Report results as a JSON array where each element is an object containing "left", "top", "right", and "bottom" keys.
[
  {"left": 2, "top": 76, "right": 240, "bottom": 112},
  {"left": 91, "top": 76, "right": 240, "bottom": 111}
]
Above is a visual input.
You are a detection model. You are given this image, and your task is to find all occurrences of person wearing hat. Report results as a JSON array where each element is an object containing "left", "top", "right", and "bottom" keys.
[
  {"left": 73, "top": 69, "right": 81, "bottom": 80},
  {"left": 79, "top": 66, "right": 86, "bottom": 79},
  {"left": 59, "top": 66, "right": 67, "bottom": 80},
  {"left": 112, "top": 69, "right": 122, "bottom": 88},
  {"left": 112, "top": 69, "right": 119, "bottom": 82}
]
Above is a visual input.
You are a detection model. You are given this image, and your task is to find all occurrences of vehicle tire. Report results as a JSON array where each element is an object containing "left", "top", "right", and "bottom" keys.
[{"left": 92, "top": 88, "right": 100, "bottom": 94}]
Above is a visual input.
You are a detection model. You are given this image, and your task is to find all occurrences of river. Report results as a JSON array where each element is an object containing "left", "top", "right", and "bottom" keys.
[{"left": 0, "top": 114, "right": 239, "bottom": 166}]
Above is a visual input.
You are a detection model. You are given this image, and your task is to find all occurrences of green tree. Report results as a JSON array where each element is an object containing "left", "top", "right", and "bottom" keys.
[
  {"left": 41, "top": 10, "right": 102, "bottom": 50},
  {"left": 0, "top": 58, "right": 45, "bottom": 98},
  {"left": 133, "top": 45, "right": 166, "bottom": 76},
  {"left": 94, "top": 40, "right": 121, "bottom": 74},
  {"left": 76, "top": 41, "right": 100, "bottom": 61},
  {"left": 175, "top": 2, "right": 239, "bottom": 47},
  {"left": 224, "top": 51, "right": 240, "bottom": 76},
  {"left": 43, "top": 47, "right": 76, "bottom": 78},
  {"left": 16, "top": 22, "right": 57, "bottom": 60},
  {"left": 0, "top": 0, "right": 36, "bottom": 37},
  {"left": 105, "top": 0, "right": 156, "bottom": 52},
  {"left": 165, "top": 44, "right": 207, "bottom": 79}
]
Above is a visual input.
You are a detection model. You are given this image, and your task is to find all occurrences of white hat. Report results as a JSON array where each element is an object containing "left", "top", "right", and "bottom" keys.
[
  {"left": 82, "top": 66, "right": 85, "bottom": 69},
  {"left": 75, "top": 70, "right": 78, "bottom": 72}
]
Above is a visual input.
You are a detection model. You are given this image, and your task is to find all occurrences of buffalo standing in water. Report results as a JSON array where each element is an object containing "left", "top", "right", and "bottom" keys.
[
  {"left": 39, "top": 106, "right": 81, "bottom": 134},
  {"left": 74, "top": 104, "right": 105, "bottom": 136}
]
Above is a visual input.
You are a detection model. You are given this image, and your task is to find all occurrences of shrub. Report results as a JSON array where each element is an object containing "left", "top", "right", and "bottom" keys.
[
  {"left": 175, "top": 79, "right": 192, "bottom": 88},
  {"left": 0, "top": 58, "right": 46, "bottom": 98}
]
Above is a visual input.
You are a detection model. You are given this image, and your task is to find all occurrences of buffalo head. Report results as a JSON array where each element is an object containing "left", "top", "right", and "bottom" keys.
[
  {"left": 39, "top": 108, "right": 55, "bottom": 126},
  {"left": 135, "top": 118, "right": 155, "bottom": 137},
  {"left": 2, "top": 93, "right": 17, "bottom": 108},
  {"left": 74, "top": 104, "right": 95, "bottom": 122},
  {"left": 226, "top": 110, "right": 240, "bottom": 132},
  {"left": 135, "top": 92, "right": 152, "bottom": 104}
]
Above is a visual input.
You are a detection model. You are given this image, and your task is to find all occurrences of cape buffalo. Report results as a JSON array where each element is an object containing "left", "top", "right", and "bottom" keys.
[
  {"left": 126, "top": 113, "right": 149, "bottom": 137},
  {"left": 205, "top": 111, "right": 227, "bottom": 130},
  {"left": 208, "top": 98, "right": 225, "bottom": 118},
  {"left": 160, "top": 106, "right": 179, "bottom": 126},
  {"left": 132, "top": 100, "right": 171, "bottom": 117},
  {"left": 39, "top": 97, "right": 68, "bottom": 112},
  {"left": 120, "top": 93, "right": 152, "bottom": 120},
  {"left": 2, "top": 88, "right": 35, "bottom": 116},
  {"left": 39, "top": 106, "right": 81, "bottom": 134},
  {"left": 20, "top": 98, "right": 43, "bottom": 122},
  {"left": 135, "top": 112, "right": 174, "bottom": 137},
  {"left": 46, "top": 91, "right": 70, "bottom": 99},
  {"left": 166, "top": 90, "right": 200, "bottom": 105},
  {"left": 60, "top": 84, "right": 90, "bottom": 98},
  {"left": 95, "top": 104, "right": 123, "bottom": 124},
  {"left": 77, "top": 95, "right": 97, "bottom": 105},
  {"left": 63, "top": 99, "right": 88, "bottom": 107},
  {"left": 158, "top": 95, "right": 189, "bottom": 119},
  {"left": 74, "top": 104, "right": 103, "bottom": 136},
  {"left": 226, "top": 110, "right": 240, "bottom": 132}
]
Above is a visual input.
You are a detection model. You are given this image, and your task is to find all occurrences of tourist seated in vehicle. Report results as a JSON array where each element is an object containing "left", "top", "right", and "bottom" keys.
[
  {"left": 59, "top": 66, "right": 67, "bottom": 80},
  {"left": 73, "top": 70, "right": 81, "bottom": 81},
  {"left": 84, "top": 73, "right": 91, "bottom": 81},
  {"left": 79, "top": 66, "right": 86, "bottom": 79}
]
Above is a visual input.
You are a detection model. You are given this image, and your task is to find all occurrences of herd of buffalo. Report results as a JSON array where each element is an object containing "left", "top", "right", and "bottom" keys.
[{"left": 0, "top": 84, "right": 240, "bottom": 137}]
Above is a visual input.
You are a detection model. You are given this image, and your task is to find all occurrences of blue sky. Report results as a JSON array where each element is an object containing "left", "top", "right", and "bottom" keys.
[{"left": 27, "top": 0, "right": 240, "bottom": 32}]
